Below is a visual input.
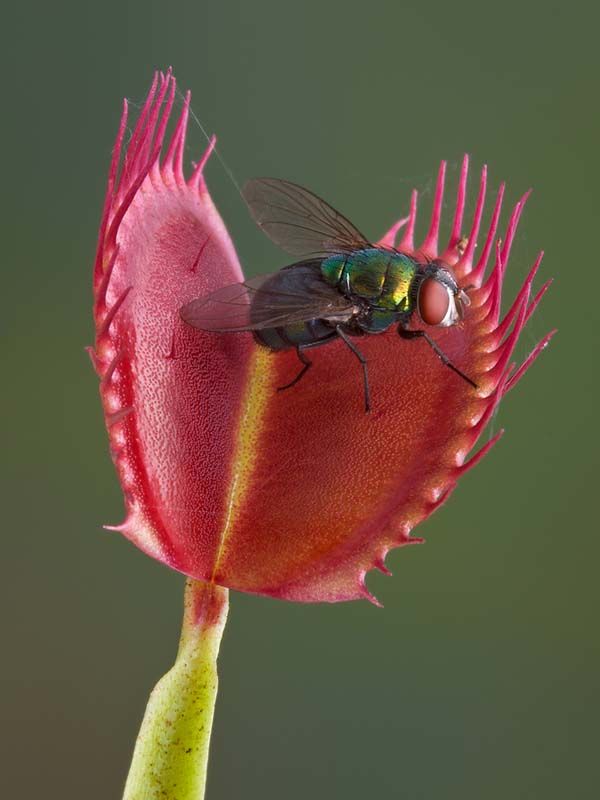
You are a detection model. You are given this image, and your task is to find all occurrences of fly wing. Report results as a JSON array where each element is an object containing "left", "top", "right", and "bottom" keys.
[
  {"left": 242, "top": 178, "right": 370, "bottom": 257},
  {"left": 180, "top": 262, "right": 356, "bottom": 332}
]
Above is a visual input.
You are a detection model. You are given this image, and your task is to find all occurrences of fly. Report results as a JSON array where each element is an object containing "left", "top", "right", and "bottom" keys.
[{"left": 180, "top": 178, "right": 476, "bottom": 412}]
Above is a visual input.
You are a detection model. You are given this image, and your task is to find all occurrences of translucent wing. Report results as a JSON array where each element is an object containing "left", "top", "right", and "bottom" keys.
[
  {"left": 242, "top": 177, "right": 370, "bottom": 256},
  {"left": 180, "top": 262, "right": 356, "bottom": 332}
]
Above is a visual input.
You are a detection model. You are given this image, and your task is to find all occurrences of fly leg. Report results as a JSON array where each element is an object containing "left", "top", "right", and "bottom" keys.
[
  {"left": 277, "top": 344, "right": 318, "bottom": 393},
  {"left": 335, "top": 325, "right": 371, "bottom": 412},
  {"left": 398, "top": 326, "right": 478, "bottom": 389}
]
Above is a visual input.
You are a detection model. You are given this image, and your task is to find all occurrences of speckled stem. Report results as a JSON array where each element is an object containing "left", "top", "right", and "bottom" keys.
[{"left": 122, "top": 579, "right": 229, "bottom": 800}]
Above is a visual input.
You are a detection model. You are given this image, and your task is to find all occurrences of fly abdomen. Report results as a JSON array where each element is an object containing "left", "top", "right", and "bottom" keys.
[{"left": 254, "top": 318, "right": 335, "bottom": 351}]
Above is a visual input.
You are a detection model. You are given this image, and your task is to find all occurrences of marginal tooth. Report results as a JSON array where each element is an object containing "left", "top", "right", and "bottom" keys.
[
  {"left": 107, "top": 406, "right": 133, "bottom": 426},
  {"left": 374, "top": 556, "right": 392, "bottom": 577}
]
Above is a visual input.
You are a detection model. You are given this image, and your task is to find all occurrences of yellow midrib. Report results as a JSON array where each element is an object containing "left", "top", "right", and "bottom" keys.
[{"left": 210, "top": 346, "right": 273, "bottom": 582}]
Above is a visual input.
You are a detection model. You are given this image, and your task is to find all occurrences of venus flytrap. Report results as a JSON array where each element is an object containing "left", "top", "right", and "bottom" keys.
[{"left": 91, "top": 70, "right": 554, "bottom": 799}]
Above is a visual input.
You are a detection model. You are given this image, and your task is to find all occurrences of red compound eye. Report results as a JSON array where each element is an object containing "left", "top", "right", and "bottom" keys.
[{"left": 418, "top": 278, "right": 451, "bottom": 326}]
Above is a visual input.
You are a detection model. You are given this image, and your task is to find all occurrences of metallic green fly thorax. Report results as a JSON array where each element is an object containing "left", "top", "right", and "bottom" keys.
[{"left": 321, "top": 249, "right": 417, "bottom": 315}]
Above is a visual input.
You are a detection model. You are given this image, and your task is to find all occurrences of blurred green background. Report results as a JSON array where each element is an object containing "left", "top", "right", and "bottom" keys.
[{"left": 2, "top": 0, "right": 598, "bottom": 797}]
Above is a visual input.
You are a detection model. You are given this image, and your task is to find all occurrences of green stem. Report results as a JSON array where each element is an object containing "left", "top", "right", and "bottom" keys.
[{"left": 122, "top": 579, "right": 229, "bottom": 800}]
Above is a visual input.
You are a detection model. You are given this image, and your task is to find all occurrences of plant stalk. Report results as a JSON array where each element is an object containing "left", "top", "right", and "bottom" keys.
[{"left": 122, "top": 578, "right": 229, "bottom": 800}]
